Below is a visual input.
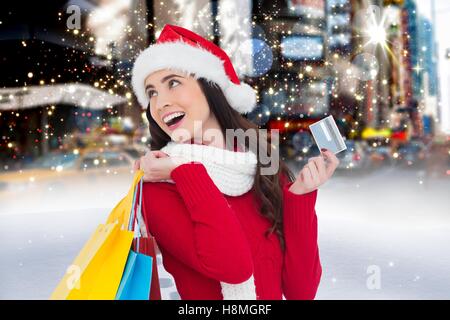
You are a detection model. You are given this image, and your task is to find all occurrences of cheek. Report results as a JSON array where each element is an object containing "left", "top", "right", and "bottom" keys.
[
  {"left": 150, "top": 107, "right": 167, "bottom": 131},
  {"left": 150, "top": 108, "right": 159, "bottom": 124},
  {"left": 178, "top": 89, "right": 210, "bottom": 121},
  {"left": 186, "top": 104, "right": 210, "bottom": 123}
]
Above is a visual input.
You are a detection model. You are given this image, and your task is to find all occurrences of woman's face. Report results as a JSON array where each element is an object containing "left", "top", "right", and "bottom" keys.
[{"left": 144, "top": 69, "right": 220, "bottom": 144}]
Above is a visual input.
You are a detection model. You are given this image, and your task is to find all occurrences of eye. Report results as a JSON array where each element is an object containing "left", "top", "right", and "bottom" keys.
[
  {"left": 169, "top": 79, "right": 181, "bottom": 88},
  {"left": 146, "top": 79, "right": 180, "bottom": 99},
  {"left": 147, "top": 90, "right": 157, "bottom": 99}
]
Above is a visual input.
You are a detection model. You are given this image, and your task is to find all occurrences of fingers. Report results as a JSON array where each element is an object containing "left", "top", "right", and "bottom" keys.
[
  {"left": 306, "top": 159, "right": 321, "bottom": 185},
  {"left": 133, "top": 159, "right": 140, "bottom": 171},
  {"left": 320, "top": 149, "right": 340, "bottom": 176},
  {"left": 301, "top": 165, "right": 314, "bottom": 188},
  {"left": 296, "top": 150, "right": 339, "bottom": 193},
  {"left": 141, "top": 150, "right": 168, "bottom": 164},
  {"left": 139, "top": 150, "right": 170, "bottom": 182},
  {"left": 139, "top": 156, "right": 146, "bottom": 170},
  {"left": 144, "top": 150, "right": 156, "bottom": 159},
  {"left": 151, "top": 150, "right": 169, "bottom": 158},
  {"left": 308, "top": 156, "right": 327, "bottom": 180}
]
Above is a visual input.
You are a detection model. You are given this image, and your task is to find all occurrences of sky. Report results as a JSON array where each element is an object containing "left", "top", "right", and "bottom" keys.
[{"left": 416, "top": 0, "right": 450, "bottom": 134}]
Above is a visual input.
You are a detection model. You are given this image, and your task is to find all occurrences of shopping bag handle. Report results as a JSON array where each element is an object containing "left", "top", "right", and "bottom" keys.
[
  {"left": 128, "top": 180, "right": 138, "bottom": 231},
  {"left": 128, "top": 177, "right": 162, "bottom": 300},
  {"left": 106, "top": 169, "right": 144, "bottom": 228},
  {"left": 128, "top": 176, "right": 146, "bottom": 252}
]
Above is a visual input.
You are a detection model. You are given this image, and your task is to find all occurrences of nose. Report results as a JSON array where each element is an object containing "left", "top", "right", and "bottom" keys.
[
  {"left": 156, "top": 101, "right": 171, "bottom": 112},
  {"left": 153, "top": 91, "right": 172, "bottom": 113}
]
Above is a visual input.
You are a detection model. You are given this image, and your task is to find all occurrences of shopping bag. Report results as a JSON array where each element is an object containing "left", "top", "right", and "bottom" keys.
[
  {"left": 106, "top": 170, "right": 145, "bottom": 226},
  {"left": 133, "top": 178, "right": 162, "bottom": 300},
  {"left": 50, "top": 170, "right": 144, "bottom": 300},
  {"left": 115, "top": 250, "right": 153, "bottom": 300},
  {"left": 137, "top": 236, "right": 161, "bottom": 300},
  {"left": 116, "top": 178, "right": 153, "bottom": 300}
]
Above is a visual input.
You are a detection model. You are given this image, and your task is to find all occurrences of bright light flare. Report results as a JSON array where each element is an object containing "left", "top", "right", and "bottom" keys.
[{"left": 367, "top": 24, "right": 386, "bottom": 46}]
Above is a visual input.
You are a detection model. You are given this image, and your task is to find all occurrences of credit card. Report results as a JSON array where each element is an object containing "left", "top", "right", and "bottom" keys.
[{"left": 309, "top": 115, "right": 347, "bottom": 154}]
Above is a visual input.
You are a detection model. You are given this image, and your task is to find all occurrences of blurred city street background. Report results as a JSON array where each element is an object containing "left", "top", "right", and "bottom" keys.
[{"left": 1, "top": 0, "right": 449, "bottom": 299}]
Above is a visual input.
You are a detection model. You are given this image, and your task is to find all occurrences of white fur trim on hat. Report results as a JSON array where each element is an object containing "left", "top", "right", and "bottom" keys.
[{"left": 131, "top": 41, "right": 257, "bottom": 114}]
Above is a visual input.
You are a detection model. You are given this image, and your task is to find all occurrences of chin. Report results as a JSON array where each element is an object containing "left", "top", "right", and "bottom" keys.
[{"left": 168, "top": 128, "right": 193, "bottom": 144}]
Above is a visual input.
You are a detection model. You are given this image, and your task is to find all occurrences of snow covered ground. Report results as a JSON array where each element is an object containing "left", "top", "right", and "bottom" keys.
[
  {"left": 0, "top": 165, "right": 449, "bottom": 299},
  {"left": 315, "top": 166, "right": 450, "bottom": 299}
]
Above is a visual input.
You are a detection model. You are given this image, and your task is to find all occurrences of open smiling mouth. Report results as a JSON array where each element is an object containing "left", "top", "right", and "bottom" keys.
[{"left": 163, "top": 112, "right": 186, "bottom": 129}]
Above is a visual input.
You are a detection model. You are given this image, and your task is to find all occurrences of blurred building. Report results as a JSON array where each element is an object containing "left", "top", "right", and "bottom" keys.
[
  {"left": 327, "top": 0, "right": 358, "bottom": 139},
  {"left": 151, "top": 0, "right": 253, "bottom": 79},
  {"left": 417, "top": 16, "right": 439, "bottom": 137},
  {"left": 401, "top": 0, "right": 424, "bottom": 138},
  {"left": 328, "top": 0, "right": 352, "bottom": 55},
  {"left": 403, "top": 0, "right": 421, "bottom": 99},
  {"left": 251, "top": 0, "right": 330, "bottom": 139},
  {"left": 349, "top": 0, "right": 392, "bottom": 140},
  {"left": 0, "top": 1, "right": 151, "bottom": 163}
]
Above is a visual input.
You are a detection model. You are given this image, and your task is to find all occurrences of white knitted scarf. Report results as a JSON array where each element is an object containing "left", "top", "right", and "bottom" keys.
[{"left": 160, "top": 141, "right": 258, "bottom": 300}]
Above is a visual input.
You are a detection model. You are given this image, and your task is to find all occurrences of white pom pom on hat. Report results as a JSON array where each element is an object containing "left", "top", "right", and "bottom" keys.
[{"left": 131, "top": 24, "right": 257, "bottom": 114}]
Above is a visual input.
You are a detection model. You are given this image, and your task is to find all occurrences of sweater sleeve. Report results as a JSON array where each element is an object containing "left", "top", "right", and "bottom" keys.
[
  {"left": 141, "top": 162, "right": 253, "bottom": 284},
  {"left": 281, "top": 175, "right": 322, "bottom": 300}
]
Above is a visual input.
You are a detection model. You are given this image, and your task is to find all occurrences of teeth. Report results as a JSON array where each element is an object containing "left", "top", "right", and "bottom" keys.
[{"left": 163, "top": 112, "right": 185, "bottom": 124}]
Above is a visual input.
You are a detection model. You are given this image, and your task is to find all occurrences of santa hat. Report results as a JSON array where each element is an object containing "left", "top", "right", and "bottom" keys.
[{"left": 131, "top": 24, "right": 257, "bottom": 114}]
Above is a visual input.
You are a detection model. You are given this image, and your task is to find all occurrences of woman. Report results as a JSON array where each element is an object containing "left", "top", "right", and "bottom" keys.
[{"left": 131, "top": 24, "right": 339, "bottom": 300}]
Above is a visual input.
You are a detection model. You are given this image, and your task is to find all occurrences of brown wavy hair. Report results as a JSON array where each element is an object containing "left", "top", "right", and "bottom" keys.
[{"left": 145, "top": 77, "right": 295, "bottom": 251}]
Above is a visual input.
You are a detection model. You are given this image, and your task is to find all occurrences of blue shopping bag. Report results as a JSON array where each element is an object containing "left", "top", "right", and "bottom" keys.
[
  {"left": 116, "top": 249, "right": 153, "bottom": 300},
  {"left": 116, "top": 178, "right": 153, "bottom": 300}
]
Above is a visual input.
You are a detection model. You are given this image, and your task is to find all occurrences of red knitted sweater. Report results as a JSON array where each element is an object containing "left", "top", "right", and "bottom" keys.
[{"left": 141, "top": 162, "right": 322, "bottom": 300}]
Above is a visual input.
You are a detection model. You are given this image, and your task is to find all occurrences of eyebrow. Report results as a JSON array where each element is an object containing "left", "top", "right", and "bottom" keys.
[{"left": 145, "top": 74, "right": 185, "bottom": 91}]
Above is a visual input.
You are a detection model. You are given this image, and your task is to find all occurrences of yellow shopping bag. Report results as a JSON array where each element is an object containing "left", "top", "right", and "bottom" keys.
[{"left": 50, "top": 170, "right": 144, "bottom": 300}]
